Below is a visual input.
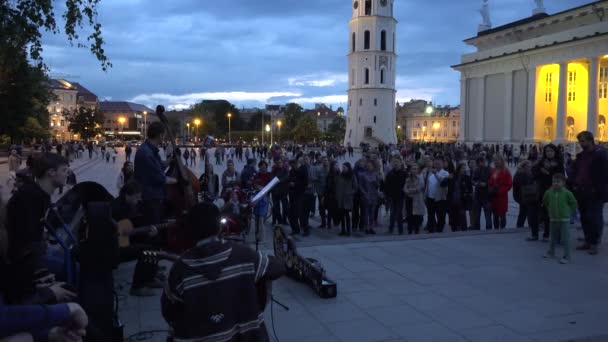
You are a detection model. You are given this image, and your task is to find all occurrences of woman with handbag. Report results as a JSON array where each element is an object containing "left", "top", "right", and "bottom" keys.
[
  {"left": 513, "top": 160, "right": 540, "bottom": 240},
  {"left": 488, "top": 155, "right": 513, "bottom": 229}
]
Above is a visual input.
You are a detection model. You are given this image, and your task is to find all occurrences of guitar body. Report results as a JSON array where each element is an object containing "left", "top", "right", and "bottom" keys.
[{"left": 116, "top": 219, "right": 175, "bottom": 248}]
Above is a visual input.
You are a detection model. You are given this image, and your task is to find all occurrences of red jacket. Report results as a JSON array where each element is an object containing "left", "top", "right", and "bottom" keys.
[{"left": 489, "top": 167, "right": 513, "bottom": 215}]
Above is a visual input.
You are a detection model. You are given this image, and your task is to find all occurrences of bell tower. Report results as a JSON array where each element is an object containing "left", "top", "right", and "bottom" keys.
[{"left": 344, "top": 0, "right": 397, "bottom": 147}]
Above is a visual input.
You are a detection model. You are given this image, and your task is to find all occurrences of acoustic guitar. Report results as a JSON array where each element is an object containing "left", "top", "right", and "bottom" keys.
[{"left": 117, "top": 219, "right": 175, "bottom": 248}]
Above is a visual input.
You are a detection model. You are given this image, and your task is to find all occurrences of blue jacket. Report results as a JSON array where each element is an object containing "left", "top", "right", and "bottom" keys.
[
  {"left": 134, "top": 141, "right": 167, "bottom": 201},
  {"left": 0, "top": 303, "right": 69, "bottom": 339},
  {"left": 253, "top": 193, "right": 269, "bottom": 217}
]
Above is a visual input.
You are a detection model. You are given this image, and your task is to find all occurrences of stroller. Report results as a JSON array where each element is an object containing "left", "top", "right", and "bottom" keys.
[{"left": 219, "top": 187, "right": 254, "bottom": 244}]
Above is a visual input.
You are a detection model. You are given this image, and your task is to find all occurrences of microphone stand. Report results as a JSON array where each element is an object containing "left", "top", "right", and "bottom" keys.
[{"left": 271, "top": 296, "right": 289, "bottom": 311}]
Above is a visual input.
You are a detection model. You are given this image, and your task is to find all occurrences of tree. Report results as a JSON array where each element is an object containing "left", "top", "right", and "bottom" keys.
[
  {"left": 21, "top": 117, "right": 48, "bottom": 141},
  {"left": 66, "top": 107, "right": 104, "bottom": 141},
  {"left": 0, "top": 0, "right": 111, "bottom": 71},
  {"left": 191, "top": 100, "right": 243, "bottom": 137},
  {"left": 246, "top": 110, "right": 271, "bottom": 131},
  {"left": 0, "top": 51, "right": 53, "bottom": 142},
  {"left": 325, "top": 116, "right": 346, "bottom": 142},
  {"left": 284, "top": 103, "right": 304, "bottom": 131},
  {"left": 293, "top": 115, "right": 321, "bottom": 143}
]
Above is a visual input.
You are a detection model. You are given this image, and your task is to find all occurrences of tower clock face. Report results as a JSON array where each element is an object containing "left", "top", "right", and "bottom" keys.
[
  {"left": 380, "top": 0, "right": 388, "bottom": 6},
  {"left": 353, "top": 1, "right": 359, "bottom": 9}
]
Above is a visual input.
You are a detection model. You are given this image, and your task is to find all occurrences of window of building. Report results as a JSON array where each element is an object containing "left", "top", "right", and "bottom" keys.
[
  {"left": 364, "top": 31, "right": 370, "bottom": 49},
  {"left": 544, "top": 72, "right": 553, "bottom": 102},
  {"left": 364, "top": 68, "right": 369, "bottom": 84},
  {"left": 380, "top": 30, "right": 386, "bottom": 51},
  {"left": 423, "top": 121, "right": 427, "bottom": 126},
  {"left": 373, "top": 116, "right": 376, "bottom": 123},
  {"left": 374, "top": 98, "right": 377, "bottom": 106},
  {"left": 60, "top": 120, "right": 65, "bottom": 126},
  {"left": 359, "top": 98, "right": 363, "bottom": 106},
  {"left": 352, "top": 32, "right": 356, "bottom": 52},
  {"left": 416, "top": 123, "right": 420, "bottom": 128},
  {"left": 567, "top": 71, "right": 576, "bottom": 102},
  {"left": 413, "top": 131, "right": 417, "bottom": 138},
  {"left": 380, "top": 69, "right": 385, "bottom": 84},
  {"left": 444, "top": 131, "right": 447, "bottom": 137},
  {"left": 365, "top": 0, "right": 371, "bottom": 15},
  {"left": 452, "top": 121, "right": 456, "bottom": 127},
  {"left": 349, "top": 99, "right": 351, "bottom": 107},
  {"left": 358, "top": 116, "right": 361, "bottom": 122},
  {"left": 600, "top": 66, "right": 608, "bottom": 99}
]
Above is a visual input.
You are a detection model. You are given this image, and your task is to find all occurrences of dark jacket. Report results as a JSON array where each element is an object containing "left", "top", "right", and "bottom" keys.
[
  {"left": 447, "top": 174, "right": 473, "bottom": 209},
  {"left": 513, "top": 171, "right": 537, "bottom": 204},
  {"left": 271, "top": 166, "right": 289, "bottom": 196},
  {"left": 134, "top": 141, "right": 167, "bottom": 201},
  {"left": 288, "top": 165, "right": 308, "bottom": 195},
  {"left": 532, "top": 159, "right": 564, "bottom": 199},
  {"left": 568, "top": 146, "right": 608, "bottom": 201},
  {"left": 161, "top": 238, "right": 284, "bottom": 341},
  {"left": 384, "top": 169, "right": 407, "bottom": 199},
  {"left": 472, "top": 166, "right": 491, "bottom": 201}
]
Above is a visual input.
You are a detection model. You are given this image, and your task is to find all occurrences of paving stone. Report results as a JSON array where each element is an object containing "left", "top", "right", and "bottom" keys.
[
  {"left": 389, "top": 322, "right": 468, "bottom": 342},
  {"left": 327, "top": 318, "right": 398, "bottom": 342},
  {"left": 461, "top": 324, "right": 534, "bottom": 342}
]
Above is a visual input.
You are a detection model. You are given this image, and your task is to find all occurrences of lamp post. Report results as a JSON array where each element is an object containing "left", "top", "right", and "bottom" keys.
[
  {"left": 397, "top": 125, "right": 402, "bottom": 142},
  {"left": 118, "top": 116, "right": 126, "bottom": 141},
  {"left": 277, "top": 120, "right": 282, "bottom": 144},
  {"left": 265, "top": 124, "right": 271, "bottom": 144},
  {"left": 227, "top": 112, "right": 232, "bottom": 144},
  {"left": 193, "top": 119, "right": 201, "bottom": 142},
  {"left": 186, "top": 123, "right": 190, "bottom": 141},
  {"left": 143, "top": 111, "right": 147, "bottom": 139}
]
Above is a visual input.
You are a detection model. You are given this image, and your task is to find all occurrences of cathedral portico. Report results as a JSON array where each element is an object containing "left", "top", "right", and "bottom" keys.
[{"left": 453, "top": 1, "right": 608, "bottom": 144}]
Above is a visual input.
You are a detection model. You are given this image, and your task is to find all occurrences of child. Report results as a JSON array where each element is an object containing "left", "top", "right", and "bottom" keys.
[
  {"left": 543, "top": 173, "right": 577, "bottom": 264},
  {"left": 252, "top": 180, "right": 269, "bottom": 246}
]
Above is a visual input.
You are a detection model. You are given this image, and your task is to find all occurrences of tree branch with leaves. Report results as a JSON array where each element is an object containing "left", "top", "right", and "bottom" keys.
[{"left": 66, "top": 107, "right": 104, "bottom": 141}]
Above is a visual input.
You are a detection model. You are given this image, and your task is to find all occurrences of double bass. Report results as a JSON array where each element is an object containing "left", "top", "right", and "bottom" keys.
[{"left": 155, "top": 105, "right": 200, "bottom": 251}]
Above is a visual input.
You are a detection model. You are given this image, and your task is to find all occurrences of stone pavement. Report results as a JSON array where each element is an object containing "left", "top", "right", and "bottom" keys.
[{"left": 3, "top": 148, "right": 608, "bottom": 341}]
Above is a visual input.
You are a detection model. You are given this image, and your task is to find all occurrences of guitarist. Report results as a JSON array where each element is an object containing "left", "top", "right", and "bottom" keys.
[
  {"left": 112, "top": 182, "right": 165, "bottom": 296},
  {"left": 161, "top": 203, "right": 285, "bottom": 342},
  {"left": 134, "top": 122, "right": 177, "bottom": 227}
]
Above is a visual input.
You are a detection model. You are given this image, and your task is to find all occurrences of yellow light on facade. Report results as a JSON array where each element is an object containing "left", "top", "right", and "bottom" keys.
[
  {"left": 118, "top": 117, "right": 126, "bottom": 124},
  {"left": 397, "top": 125, "right": 401, "bottom": 129},
  {"left": 194, "top": 119, "right": 201, "bottom": 126},
  {"left": 277, "top": 120, "right": 283, "bottom": 127},
  {"left": 433, "top": 122, "right": 440, "bottom": 130},
  {"left": 317, "top": 112, "right": 321, "bottom": 116},
  {"left": 265, "top": 124, "right": 271, "bottom": 132},
  {"left": 603, "top": 54, "right": 608, "bottom": 59},
  {"left": 425, "top": 106, "right": 433, "bottom": 115},
  {"left": 227, "top": 113, "right": 232, "bottom": 118}
]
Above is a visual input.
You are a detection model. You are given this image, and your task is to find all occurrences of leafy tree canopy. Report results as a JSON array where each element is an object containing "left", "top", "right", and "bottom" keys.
[
  {"left": 191, "top": 100, "right": 244, "bottom": 136},
  {"left": 284, "top": 103, "right": 304, "bottom": 131},
  {"left": 66, "top": 106, "right": 104, "bottom": 141},
  {"left": 325, "top": 116, "right": 346, "bottom": 142},
  {"left": 292, "top": 115, "right": 320, "bottom": 143},
  {"left": 0, "top": 0, "right": 111, "bottom": 71}
]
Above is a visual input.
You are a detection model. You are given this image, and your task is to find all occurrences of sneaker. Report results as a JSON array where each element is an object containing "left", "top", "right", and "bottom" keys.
[
  {"left": 559, "top": 258, "right": 569, "bottom": 264},
  {"left": 526, "top": 236, "right": 539, "bottom": 241},
  {"left": 543, "top": 252, "right": 555, "bottom": 259},
  {"left": 129, "top": 287, "right": 157, "bottom": 297},
  {"left": 576, "top": 243, "right": 591, "bottom": 251},
  {"left": 588, "top": 245, "right": 599, "bottom": 255}
]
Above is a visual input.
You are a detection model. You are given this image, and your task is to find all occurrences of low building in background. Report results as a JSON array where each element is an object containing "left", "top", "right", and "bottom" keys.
[
  {"left": 48, "top": 79, "right": 98, "bottom": 141},
  {"left": 398, "top": 100, "right": 460, "bottom": 142},
  {"left": 304, "top": 103, "right": 343, "bottom": 133},
  {"left": 99, "top": 101, "right": 155, "bottom": 140}
]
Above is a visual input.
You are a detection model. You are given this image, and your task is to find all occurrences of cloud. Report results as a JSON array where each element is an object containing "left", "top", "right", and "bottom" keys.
[
  {"left": 287, "top": 73, "right": 348, "bottom": 87},
  {"left": 286, "top": 95, "right": 348, "bottom": 105},
  {"left": 130, "top": 91, "right": 302, "bottom": 110}
]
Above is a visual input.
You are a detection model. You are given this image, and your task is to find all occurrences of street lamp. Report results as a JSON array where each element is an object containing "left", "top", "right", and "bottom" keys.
[
  {"left": 425, "top": 105, "right": 434, "bottom": 115},
  {"left": 186, "top": 123, "right": 190, "bottom": 141},
  {"left": 143, "top": 111, "right": 147, "bottom": 139},
  {"left": 277, "top": 120, "right": 282, "bottom": 143},
  {"left": 227, "top": 112, "right": 232, "bottom": 144},
  {"left": 432, "top": 122, "right": 440, "bottom": 141},
  {"left": 397, "top": 125, "right": 402, "bottom": 142},
  {"left": 118, "top": 116, "right": 126, "bottom": 141},
  {"left": 193, "top": 119, "right": 201, "bottom": 142}
]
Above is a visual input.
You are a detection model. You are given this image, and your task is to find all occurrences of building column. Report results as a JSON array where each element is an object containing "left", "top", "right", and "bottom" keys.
[
  {"left": 555, "top": 61, "right": 569, "bottom": 142},
  {"left": 587, "top": 56, "right": 600, "bottom": 135},
  {"left": 459, "top": 77, "right": 467, "bottom": 142},
  {"left": 476, "top": 76, "right": 485, "bottom": 142},
  {"left": 525, "top": 66, "right": 537, "bottom": 142},
  {"left": 504, "top": 71, "right": 513, "bottom": 142}
]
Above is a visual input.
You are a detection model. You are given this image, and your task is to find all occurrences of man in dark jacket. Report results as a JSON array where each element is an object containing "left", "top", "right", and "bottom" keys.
[
  {"left": 568, "top": 131, "right": 608, "bottom": 255},
  {"left": 134, "top": 122, "right": 177, "bottom": 225},
  {"left": 471, "top": 157, "right": 492, "bottom": 230},
  {"left": 271, "top": 158, "right": 289, "bottom": 225},
  {"left": 161, "top": 203, "right": 284, "bottom": 342},
  {"left": 384, "top": 157, "right": 407, "bottom": 234}
]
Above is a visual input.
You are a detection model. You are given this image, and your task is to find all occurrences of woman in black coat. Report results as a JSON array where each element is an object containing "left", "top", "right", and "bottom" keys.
[
  {"left": 447, "top": 163, "right": 473, "bottom": 232},
  {"left": 532, "top": 144, "right": 564, "bottom": 240}
]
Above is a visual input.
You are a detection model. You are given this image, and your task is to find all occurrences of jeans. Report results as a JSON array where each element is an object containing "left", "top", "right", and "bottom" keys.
[
  {"left": 425, "top": 198, "right": 447, "bottom": 232},
  {"left": 517, "top": 203, "right": 540, "bottom": 236},
  {"left": 317, "top": 194, "right": 329, "bottom": 226},
  {"left": 361, "top": 199, "right": 377, "bottom": 229},
  {"left": 272, "top": 193, "right": 289, "bottom": 224},
  {"left": 388, "top": 197, "right": 404, "bottom": 233},
  {"left": 578, "top": 196, "right": 604, "bottom": 246},
  {"left": 448, "top": 200, "right": 467, "bottom": 231},
  {"left": 472, "top": 198, "right": 492, "bottom": 229},
  {"left": 340, "top": 208, "right": 351, "bottom": 233},
  {"left": 548, "top": 221, "right": 571, "bottom": 259},
  {"left": 352, "top": 193, "right": 362, "bottom": 232}
]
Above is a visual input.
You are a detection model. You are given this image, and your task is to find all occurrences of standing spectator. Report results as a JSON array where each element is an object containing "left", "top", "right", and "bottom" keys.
[
  {"left": 404, "top": 163, "right": 425, "bottom": 234},
  {"left": 313, "top": 157, "right": 330, "bottom": 229},
  {"left": 221, "top": 160, "right": 240, "bottom": 197},
  {"left": 117, "top": 161, "right": 135, "bottom": 192},
  {"left": 183, "top": 148, "right": 190, "bottom": 166},
  {"left": 271, "top": 158, "right": 289, "bottom": 225},
  {"left": 254, "top": 160, "right": 271, "bottom": 186},
  {"left": 533, "top": 144, "right": 564, "bottom": 241},
  {"left": 190, "top": 148, "right": 196, "bottom": 167},
  {"left": 447, "top": 163, "right": 472, "bottom": 232},
  {"left": 423, "top": 159, "right": 449, "bottom": 233},
  {"left": 252, "top": 180, "right": 269, "bottom": 245},
  {"left": 324, "top": 160, "right": 340, "bottom": 229},
  {"left": 7, "top": 149, "right": 21, "bottom": 176},
  {"left": 112, "top": 147, "right": 118, "bottom": 163},
  {"left": 335, "top": 162, "right": 358, "bottom": 236},
  {"left": 513, "top": 160, "right": 540, "bottom": 239},
  {"left": 488, "top": 155, "right": 513, "bottom": 229},
  {"left": 359, "top": 160, "right": 381, "bottom": 235},
  {"left": 471, "top": 157, "right": 492, "bottom": 230},
  {"left": 513, "top": 146, "right": 520, "bottom": 166},
  {"left": 287, "top": 158, "right": 308, "bottom": 236},
  {"left": 543, "top": 173, "right": 577, "bottom": 264},
  {"left": 384, "top": 157, "right": 407, "bottom": 234},
  {"left": 568, "top": 131, "right": 608, "bottom": 255}
]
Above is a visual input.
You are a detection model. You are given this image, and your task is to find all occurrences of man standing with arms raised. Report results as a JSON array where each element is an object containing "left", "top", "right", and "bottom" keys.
[{"left": 134, "top": 122, "right": 177, "bottom": 226}]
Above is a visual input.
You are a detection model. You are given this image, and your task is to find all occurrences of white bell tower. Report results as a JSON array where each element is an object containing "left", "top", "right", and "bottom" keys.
[{"left": 344, "top": 0, "right": 397, "bottom": 147}]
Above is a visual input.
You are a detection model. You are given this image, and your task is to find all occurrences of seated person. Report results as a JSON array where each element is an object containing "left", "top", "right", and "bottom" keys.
[
  {"left": 112, "top": 182, "right": 164, "bottom": 297},
  {"left": 161, "top": 203, "right": 285, "bottom": 341},
  {"left": 0, "top": 302, "right": 88, "bottom": 342}
]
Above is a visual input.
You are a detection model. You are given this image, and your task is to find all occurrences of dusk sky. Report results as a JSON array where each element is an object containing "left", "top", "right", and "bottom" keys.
[{"left": 42, "top": 0, "right": 591, "bottom": 112}]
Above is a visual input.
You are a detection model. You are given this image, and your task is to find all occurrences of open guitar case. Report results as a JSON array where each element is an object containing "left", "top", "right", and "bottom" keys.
[{"left": 49, "top": 181, "right": 121, "bottom": 341}]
